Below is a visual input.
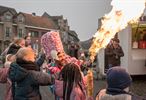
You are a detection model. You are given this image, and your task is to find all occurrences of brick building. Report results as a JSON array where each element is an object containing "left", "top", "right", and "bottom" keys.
[
  {"left": 42, "top": 12, "right": 80, "bottom": 52},
  {"left": 0, "top": 6, "right": 79, "bottom": 53}
]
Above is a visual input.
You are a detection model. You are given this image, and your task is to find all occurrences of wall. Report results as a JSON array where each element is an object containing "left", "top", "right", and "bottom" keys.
[{"left": 119, "top": 26, "right": 146, "bottom": 75}]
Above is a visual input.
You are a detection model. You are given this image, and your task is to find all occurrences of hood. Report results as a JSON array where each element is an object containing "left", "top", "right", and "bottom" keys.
[{"left": 9, "top": 62, "right": 28, "bottom": 82}]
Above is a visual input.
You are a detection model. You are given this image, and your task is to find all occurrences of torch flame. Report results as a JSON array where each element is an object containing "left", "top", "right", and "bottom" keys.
[{"left": 89, "top": 0, "right": 146, "bottom": 62}]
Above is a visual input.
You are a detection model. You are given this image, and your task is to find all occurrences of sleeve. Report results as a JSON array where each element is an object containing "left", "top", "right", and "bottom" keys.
[
  {"left": 36, "top": 53, "right": 46, "bottom": 67},
  {"left": 118, "top": 46, "right": 124, "bottom": 57},
  {"left": 0, "top": 68, "right": 9, "bottom": 83},
  {"left": 31, "top": 71, "right": 55, "bottom": 86},
  {"left": 114, "top": 46, "right": 124, "bottom": 57},
  {"left": 95, "top": 89, "right": 106, "bottom": 100}
]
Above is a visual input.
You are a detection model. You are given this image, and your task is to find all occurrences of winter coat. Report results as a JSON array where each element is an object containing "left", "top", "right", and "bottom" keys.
[
  {"left": 36, "top": 53, "right": 46, "bottom": 70},
  {"left": 96, "top": 89, "right": 145, "bottom": 100},
  {"left": 0, "top": 54, "right": 45, "bottom": 100},
  {"left": 0, "top": 67, "right": 12, "bottom": 100},
  {"left": 96, "top": 89, "right": 131, "bottom": 100},
  {"left": 54, "top": 80, "right": 87, "bottom": 100},
  {"left": 105, "top": 45, "right": 124, "bottom": 67},
  {"left": 9, "top": 62, "right": 55, "bottom": 100}
]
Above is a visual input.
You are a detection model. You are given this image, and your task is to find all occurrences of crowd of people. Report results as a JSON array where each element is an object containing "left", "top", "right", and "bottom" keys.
[{"left": 0, "top": 35, "right": 145, "bottom": 100}]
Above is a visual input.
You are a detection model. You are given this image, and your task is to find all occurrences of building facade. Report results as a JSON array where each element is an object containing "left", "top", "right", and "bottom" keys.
[
  {"left": 0, "top": 6, "right": 80, "bottom": 54},
  {"left": 42, "top": 12, "right": 80, "bottom": 52}
]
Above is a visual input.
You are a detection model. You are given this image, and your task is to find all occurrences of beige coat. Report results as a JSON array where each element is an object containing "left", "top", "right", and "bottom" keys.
[{"left": 96, "top": 89, "right": 131, "bottom": 100}]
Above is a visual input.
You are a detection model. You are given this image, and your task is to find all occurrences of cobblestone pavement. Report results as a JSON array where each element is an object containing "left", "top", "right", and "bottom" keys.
[
  {"left": 93, "top": 76, "right": 146, "bottom": 99},
  {"left": 1, "top": 77, "right": 146, "bottom": 100}
]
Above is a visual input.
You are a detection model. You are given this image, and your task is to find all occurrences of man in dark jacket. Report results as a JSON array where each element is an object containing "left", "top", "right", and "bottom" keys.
[{"left": 105, "top": 38, "right": 124, "bottom": 71}]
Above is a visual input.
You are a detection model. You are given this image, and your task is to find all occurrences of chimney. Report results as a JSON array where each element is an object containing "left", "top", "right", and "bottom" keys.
[{"left": 32, "top": 13, "right": 36, "bottom": 16}]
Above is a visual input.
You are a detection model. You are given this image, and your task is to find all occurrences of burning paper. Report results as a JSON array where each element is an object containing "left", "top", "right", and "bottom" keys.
[{"left": 89, "top": 0, "right": 146, "bottom": 62}]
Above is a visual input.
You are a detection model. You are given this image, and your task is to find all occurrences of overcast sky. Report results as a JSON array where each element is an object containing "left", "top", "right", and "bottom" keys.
[{"left": 0, "top": 0, "right": 112, "bottom": 41}]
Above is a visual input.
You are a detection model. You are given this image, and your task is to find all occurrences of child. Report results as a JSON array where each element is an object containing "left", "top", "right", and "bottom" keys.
[
  {"left": 96, "top": 67, "right": 145, "bottom": 100},
  {"left": 54, "top": 63, "right": 87, "bottom": 100}
]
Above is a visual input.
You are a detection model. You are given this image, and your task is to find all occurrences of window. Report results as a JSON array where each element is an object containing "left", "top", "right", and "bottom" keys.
[
  {"left": 5, "top": 14, "right": 11, "bottom": 20},
  {"left": 41, "top": 32, "right": 46, "bottom": 36},
  {"left": 18, "top": 16, "right": 24, "bottom": 22},
  {"left": 18, "top": 29, "right": 23, "bottom": 37},
  {"left": 31, "top": 31, "right": 39, "bottom": 37},
  {"left": 5, "top": 27, "right": 11, "bottom": 37}
]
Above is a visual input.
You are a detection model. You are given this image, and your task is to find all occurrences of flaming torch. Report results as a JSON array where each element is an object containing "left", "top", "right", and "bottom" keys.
[{"left": 87, "top": 0, "right": 146, "bottom": 98}]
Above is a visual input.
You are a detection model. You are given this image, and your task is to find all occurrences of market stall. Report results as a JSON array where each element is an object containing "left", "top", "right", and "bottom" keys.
[{"left": 98, "top": 22, "right": 146, "bottom": 75}]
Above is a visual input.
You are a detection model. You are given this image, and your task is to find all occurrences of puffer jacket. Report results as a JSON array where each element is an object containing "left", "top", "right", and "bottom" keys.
[
  {"left": 9, "top": 62, "right": 55, "bottom": 100},
  {"left": 54, "top": 80, "right": 87, "bottom": 100}
]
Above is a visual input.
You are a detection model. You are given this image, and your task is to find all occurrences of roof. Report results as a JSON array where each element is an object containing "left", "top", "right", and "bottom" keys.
[
  {"left": 69, "top": 30, "right": 80, "bottom": 41},
  {"left": 80, "top": 38, "right": 93, "bottom": 50},
  {"left": 0, "top": 5, "right": 17, "bottom": 15},
  {"left": 51, "top": 16, "right": 63, "bottom": 20},
  {"left": 69, "top": 30, "right": 78, "bottom": 37},
  {"left": 22, "top": 13, "right": 57, "bottom": 29}
]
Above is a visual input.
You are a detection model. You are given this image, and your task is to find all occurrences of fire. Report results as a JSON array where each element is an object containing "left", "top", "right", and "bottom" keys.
[{"left": 89, "top": 0, "right": 146, "bottom": 62}]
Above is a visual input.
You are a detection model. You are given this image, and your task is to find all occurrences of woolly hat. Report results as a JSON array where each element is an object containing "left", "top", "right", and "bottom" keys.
[{"left": 107, "top": 67, "right": 132, "bottom": 90}]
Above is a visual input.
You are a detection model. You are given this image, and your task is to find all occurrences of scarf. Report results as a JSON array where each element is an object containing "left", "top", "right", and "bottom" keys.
[
  {"left": 16, "top": 58, "right": 39, "bottom": 71},
  {"left": 106, "top": 88, "right": 128, "bottom": 95}
]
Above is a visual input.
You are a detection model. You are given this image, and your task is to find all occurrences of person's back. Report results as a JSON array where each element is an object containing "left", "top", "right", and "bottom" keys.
[
  {"left": 96, "top": 89, "right": 131, "bottom": 100},
  {"left": 9, "top": 47, "right": 55, "bottom": 100},
  {"left": 96, "top": 67, "right": 132, "bottom": 100},
  {"left": 54, "top": 63, "right": 87, "bottom": 100},
  {"left": 55, "top": 80, "right": 86, "bottom": 100}
]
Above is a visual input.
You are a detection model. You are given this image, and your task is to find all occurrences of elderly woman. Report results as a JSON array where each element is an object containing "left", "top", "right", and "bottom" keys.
[{"left": 9, "top": 47, "right": 55, "bottom": 100}]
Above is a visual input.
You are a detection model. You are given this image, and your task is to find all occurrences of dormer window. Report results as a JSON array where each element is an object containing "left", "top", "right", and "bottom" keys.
[
  {"left": 18, "top": 17, "right": 24, "bottom": 22},
  {"left": 5, "top": 14, "right": 11, "bottom": 20}
]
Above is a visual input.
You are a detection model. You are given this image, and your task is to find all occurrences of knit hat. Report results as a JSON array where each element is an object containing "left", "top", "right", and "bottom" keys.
[{"left": 107, "top": 67, "right": 132, "bottom": 90}]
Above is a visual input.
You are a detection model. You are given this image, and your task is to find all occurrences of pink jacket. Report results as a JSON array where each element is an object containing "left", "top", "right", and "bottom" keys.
[
  {"left": 54, "top": 80, "right": 87, "bottom": 100},
  {"left": 0, "top": 67, "right": 12, "bottom": 100}
]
